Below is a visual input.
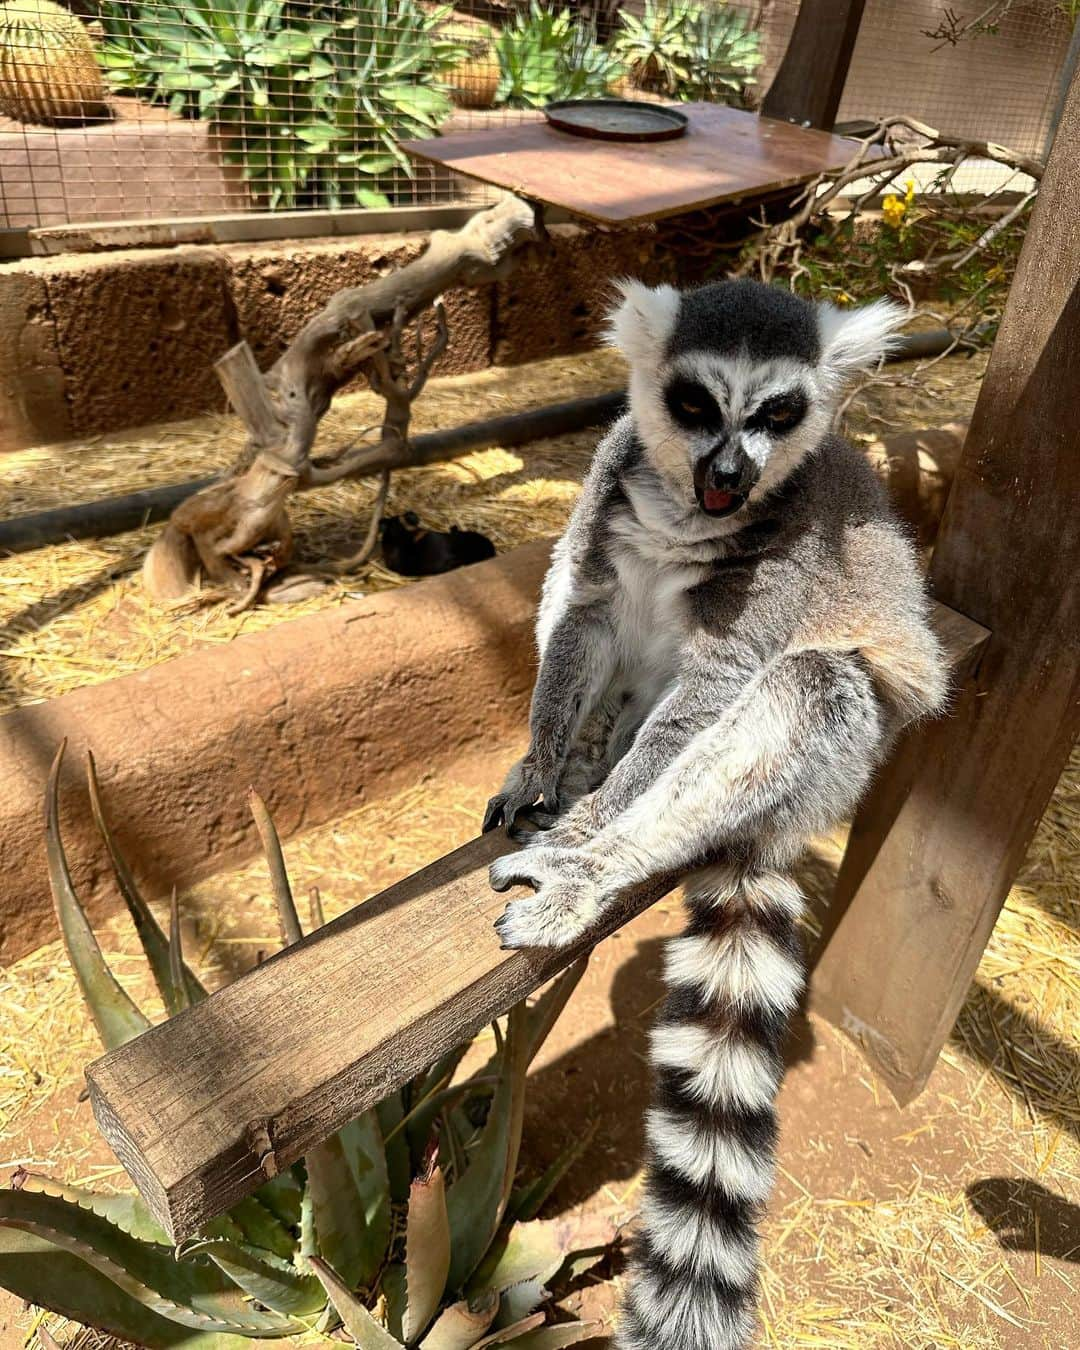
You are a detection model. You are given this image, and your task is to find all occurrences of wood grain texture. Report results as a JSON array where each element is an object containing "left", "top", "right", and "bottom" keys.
[
  {"left": 811, "top": 68, "right": 1080, "bottom": 1105},
  {"left": 85, "top": 831, "right": 676, "bottom": 1242},
  {"left": 761, "top": 0, "right": 867, "bottom": 130},
  {"left": 86, "top": 598, "right": 984, "bottom": 1239},
  {"left": 400, "top": 104, "right": 870, "bottom": 225}
]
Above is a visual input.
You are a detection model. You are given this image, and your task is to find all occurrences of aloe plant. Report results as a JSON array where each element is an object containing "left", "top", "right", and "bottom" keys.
[
  {"left": 493, "top": 3, "right": 625, "bottom": 109},
  {"left": 99, "top": 0, "right": 469, "bottom": 209},
  {"left": 0, "top": 743, "right": 612, "bottom": 1348},
  {"left": 614, "top": 0, "right": 762, "bottom": 102}
]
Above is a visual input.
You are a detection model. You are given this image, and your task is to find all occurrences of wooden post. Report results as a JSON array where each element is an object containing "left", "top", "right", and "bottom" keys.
[
  {"left": 811, "top": 67, "right": 1080, "bottom": 1104},
  {"left": 761, "top": 0, "right": 867, "bottom": 130}
]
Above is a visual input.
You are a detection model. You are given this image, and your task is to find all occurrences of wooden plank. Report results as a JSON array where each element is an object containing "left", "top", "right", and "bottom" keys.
[
  {"left": 761, "top": 0, "right": 867, "bottom": 130},
  {"left": 401, "top": 104, "right": 870, "bottom": 226},
  {"left": 85, "top": 832, "right": 676, "bottom": 1243},
  {"left": 811, "top": 65, "right": 1080, "bottom": 1105},
  {"left": 86, "top": 601, "right": 983, "bottom": 1242},
  {"left": 810, "top": 604, "right": 990, "bottom": 959}
]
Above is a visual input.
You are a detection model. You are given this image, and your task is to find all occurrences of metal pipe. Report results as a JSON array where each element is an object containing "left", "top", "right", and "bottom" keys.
[
  {"left": 0, "top": 391, "right": 626, "bottom": 555},
  {"left": 0, "top": 325, "right": 981, "bottom": 555}
]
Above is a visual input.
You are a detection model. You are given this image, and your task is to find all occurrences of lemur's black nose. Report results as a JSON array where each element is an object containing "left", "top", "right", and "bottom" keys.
[{"left": 693, "top": 443, "right": 758, "bottom": 517}]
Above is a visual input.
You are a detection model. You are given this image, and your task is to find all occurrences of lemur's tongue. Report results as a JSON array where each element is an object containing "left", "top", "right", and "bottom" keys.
[{"left": 703, "top": 489, "right": 735, "bottom": 513}]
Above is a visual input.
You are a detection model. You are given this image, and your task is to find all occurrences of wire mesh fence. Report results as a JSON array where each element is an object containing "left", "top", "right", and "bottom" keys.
[{"left": 0, "top": 0, "right": 1074, "bottom": 233}]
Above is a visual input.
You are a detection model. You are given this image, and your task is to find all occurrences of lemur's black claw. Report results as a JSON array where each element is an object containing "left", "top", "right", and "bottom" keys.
[
  {"left": 482, "top": 797, "right": 504, "bottom": 833},
  {"left": 494, "top": 910, "right": 523, "bottom": 949}
]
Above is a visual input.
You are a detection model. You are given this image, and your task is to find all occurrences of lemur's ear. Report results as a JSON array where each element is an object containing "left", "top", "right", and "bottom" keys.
[
  {"left": 606, "top": 278, "right": 681, "bottom": 365},
  {"left": 817, "top": 298, "right": 907, "bottom": 381}
]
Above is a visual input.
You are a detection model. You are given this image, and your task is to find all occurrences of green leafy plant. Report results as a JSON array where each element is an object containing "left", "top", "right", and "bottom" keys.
[
  {"left": 99, "top": 0, "right": 468, "bottom": 209},
  {"left": 614, "top": 0, "right": 762, "bottom": 102},
  {"left": 493, "top": 2, "right": 625, "bottom": 108},
  {"left": 0, "top": 743, "right": 612, "bottom": 1348}
]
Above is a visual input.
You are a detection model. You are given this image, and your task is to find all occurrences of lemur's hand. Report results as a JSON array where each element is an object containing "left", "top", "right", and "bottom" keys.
[
  {"left": 490, "top": 845, "right": 611, "bottom": 949},
  {"left": 482, "top": 752, "right": 560, "bottom": 836}
]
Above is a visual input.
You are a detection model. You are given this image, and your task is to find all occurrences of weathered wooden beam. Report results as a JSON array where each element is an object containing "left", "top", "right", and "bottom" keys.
[
  {"left": 85, "top": 599, "right": 984, "bottom": 1241},
  {"left": 85, "top": 832, "right": 676, "bottom": 1243},
  {"left": 761, "top": 0, "right": 867, "bottom": 130},
  {"left": 810, "top": 64, "right": 1080, "bottom": 1105}
]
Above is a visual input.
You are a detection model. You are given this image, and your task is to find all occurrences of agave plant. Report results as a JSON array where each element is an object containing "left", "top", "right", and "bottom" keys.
[
  {"left": 614, "top": 0, "right": 762, "bottom": 102},
  {"left": 99, "top": 0, "right": 468, "bottom": 208},
  {"left": 493, "top": 2, "right": 625, "bottom": 109},
  {"left": 0, "top": 744, "right": 612, "bottom": 1348}
]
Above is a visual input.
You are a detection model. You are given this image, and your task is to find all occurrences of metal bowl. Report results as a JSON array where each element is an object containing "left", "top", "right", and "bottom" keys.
[{"left": 543, "top": 99, "right": 689, "bottom": 142}]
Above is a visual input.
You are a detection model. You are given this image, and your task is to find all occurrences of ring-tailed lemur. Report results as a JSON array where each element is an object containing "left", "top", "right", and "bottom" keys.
[{"left": 482, "top": 279, "right": 947, "bottom": 1350}]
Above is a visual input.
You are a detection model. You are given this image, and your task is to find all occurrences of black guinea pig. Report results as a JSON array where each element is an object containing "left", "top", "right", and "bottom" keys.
[{"left": 380, "top": 511, "right": 496, "bottom": 577}]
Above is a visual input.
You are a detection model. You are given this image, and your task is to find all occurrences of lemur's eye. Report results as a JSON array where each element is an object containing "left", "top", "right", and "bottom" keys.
[
  {"left": 664, "top": 379, "right": 720, "bottom": 428},
  {"left": 751, "top": 392, "right": 807, "bottom": 436},
  {"left": 766, "top": 404, "right": 798, "bottom": 428}
]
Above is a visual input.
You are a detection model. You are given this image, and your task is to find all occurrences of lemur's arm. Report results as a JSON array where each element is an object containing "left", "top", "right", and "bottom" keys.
[
  {"left": 491, "top": 647, "right": 887, "bottom": 948},
  {"left": 483, "top": 588, "right": 617, "bottom": 833},
  {"left": 578, "top": 554, "right": 804, "bottom": 831}
]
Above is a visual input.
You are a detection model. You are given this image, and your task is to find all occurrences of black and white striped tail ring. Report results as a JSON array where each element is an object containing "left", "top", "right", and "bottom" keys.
[{"left": 618, "top": 866, "right": 806, "bottom": 1350}]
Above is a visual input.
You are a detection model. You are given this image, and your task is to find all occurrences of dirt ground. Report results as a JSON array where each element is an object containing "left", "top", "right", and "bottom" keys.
[{"left": 5, "top": 341, "right": 1075, "bottom": 1349}]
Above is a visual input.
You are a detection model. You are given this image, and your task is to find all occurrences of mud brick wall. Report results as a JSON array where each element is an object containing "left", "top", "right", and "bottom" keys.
[{"left": 0, "top": 220, "right": 667, "bottom": 452}]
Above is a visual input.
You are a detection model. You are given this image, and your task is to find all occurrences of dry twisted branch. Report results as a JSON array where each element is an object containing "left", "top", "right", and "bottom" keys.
[{"left": 143, "top": 196, "right": 540, "bottom": 608}]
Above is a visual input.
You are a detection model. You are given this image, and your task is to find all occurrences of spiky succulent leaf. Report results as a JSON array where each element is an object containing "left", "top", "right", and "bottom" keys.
[
  {"left": 525, "top": 958, "right": 588, "bottom": 1066},
  {"left": 179, "top": 1238, "right": 325, "bottom": 1317},
  {"left": 0, "top": 1228, "right": 249, "bottom": 1349},
  {"left": 0, "top": 1188, "right": 305, "bottom": 1334},
  {"left": 249, "top": 788, "right": 303, "bottom": 947},
  {"left": 508, "top": 1123, "right": 597, "bottom": 1223},
  {"left": 507, "top": 1325, "right": 598, "bottom": 1348},
  {"left": 475, "top": 1313, "right": 545, "bottom": 1344},
  {"left": 401, "top": 1154, "right": 451, "bottom": 1342},
  {"left": 13, "top": 1172, "right": 168, "bottom": 1245},
  {"left": 207, "top": 1189, "right": 298, "bottom": 1262},
  {"left": 87, "top": 751, "right": 206, "bottom": 1013},
  {"left": 421, "top": 1288, "right": 499, "bottom": 1348},
  {"left": 249, "top": 1168, "right": 304, "bottom": 1234},
  {"left": 445, "top": 1004, "right": 528, "bottom": 1292},
  {"left": 469, "top": 1215, "right": 616, "bottom": 1302},
  {"left": 377, "top": 1088, "right": 412, "bottom": 1202},
  {"left": 309, "top": 1255, "right": 401, "bottom": 1348},
  {"left": 45, "top": 742, "right": 151, "bottom": 1051},
  {"left": 305, "top": 1112, "right": 390, "bottom": 1293}
]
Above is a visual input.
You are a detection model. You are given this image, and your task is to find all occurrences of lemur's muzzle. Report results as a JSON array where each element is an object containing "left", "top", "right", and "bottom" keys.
[{"left": 693, "top": 442, "right": 758, "bottom": 517}]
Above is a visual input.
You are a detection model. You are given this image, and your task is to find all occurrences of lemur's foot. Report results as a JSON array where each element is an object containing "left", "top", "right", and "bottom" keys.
[
  {"left": 482, "top": 756, "right": 560, "bottom": 837},
  {"left": 490, "top": 846, "right": 607, "bottom": 949}
]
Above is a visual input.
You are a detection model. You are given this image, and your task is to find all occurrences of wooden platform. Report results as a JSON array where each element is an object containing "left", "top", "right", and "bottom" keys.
[{"left": 401, "top": 105, "right": 869, "bottom": 226}]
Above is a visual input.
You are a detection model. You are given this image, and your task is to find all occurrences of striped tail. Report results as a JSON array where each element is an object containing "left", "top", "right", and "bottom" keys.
[{"left": 618, "top": 866, "right": 806, "bottom": 1350}]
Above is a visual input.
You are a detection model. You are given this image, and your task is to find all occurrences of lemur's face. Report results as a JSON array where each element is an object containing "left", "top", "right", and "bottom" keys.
[
  {"left": 607, "top": 279, "right": 905, "bottom": 524},
  {"left": 657, "top": 353, "right": 827, "bottom": 517}
]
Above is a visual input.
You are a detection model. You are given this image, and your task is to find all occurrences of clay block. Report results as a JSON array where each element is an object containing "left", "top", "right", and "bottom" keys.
[
  {"left": 42, "top": 247, "right": 234, "bottom": 436},
  {"left": 493, "top": 223, "right": 675, "bottom": 366},
  {"left": 0, "top": 262, "right": 71, "bottom": 450},
  {"left": 0, "top": 538, "right": 550, "bottom": 966},
  {"left": 226, "top": 233, "right": 491, "bottom": 380}
]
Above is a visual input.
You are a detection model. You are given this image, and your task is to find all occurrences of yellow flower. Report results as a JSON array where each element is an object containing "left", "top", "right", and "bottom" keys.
[
  {"left": 882, "top": 193, "right": 906, "bottom": 228},
  {"left": 835, "top": 290, "right": 855, "bottom": 306},
  {"left": 903, "top": 179, "right": 916, "bottom": 205}
]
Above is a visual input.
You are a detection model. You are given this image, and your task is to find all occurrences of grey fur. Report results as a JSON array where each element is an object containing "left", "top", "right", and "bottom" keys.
[{"left": 483, "top": 280, "right": 947, "bottom": 1349}]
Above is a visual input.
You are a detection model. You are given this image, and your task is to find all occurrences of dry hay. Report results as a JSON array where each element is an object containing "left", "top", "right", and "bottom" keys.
[{"left": 0, "top": 350, "right": 625, "bottom": 716}]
